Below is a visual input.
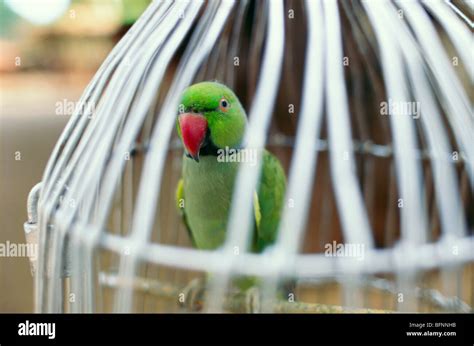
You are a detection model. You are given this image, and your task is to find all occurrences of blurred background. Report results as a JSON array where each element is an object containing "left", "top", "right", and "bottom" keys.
[{"left": 0, "top": 0, "right": 150, "bottom": 312}]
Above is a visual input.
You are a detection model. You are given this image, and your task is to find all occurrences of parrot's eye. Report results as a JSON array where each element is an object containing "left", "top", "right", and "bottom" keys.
[{"left": 219, "top": 98, "right": 230, "bottom": 112}]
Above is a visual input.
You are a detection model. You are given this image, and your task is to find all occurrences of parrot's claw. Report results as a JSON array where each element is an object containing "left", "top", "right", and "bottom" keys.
[
  {"left": 244, "top": 287, "right": 261, "bottom": 313},
  {"left": 180, "top": 278, "right": 205, "bottom": 311}
]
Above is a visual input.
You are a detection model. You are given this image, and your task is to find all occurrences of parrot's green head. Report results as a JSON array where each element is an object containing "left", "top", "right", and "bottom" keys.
[{"left": 176, "top": 81, "right": 247, "bottom": 162}]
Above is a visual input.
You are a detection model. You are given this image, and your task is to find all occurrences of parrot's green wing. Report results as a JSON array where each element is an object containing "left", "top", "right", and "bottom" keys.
[
  {"left": 253, "top": 191, "right": 262, "bottom": 230},
  {"left": 253, "top": 150, "right": 286, "bottom": 252},
  {"left": 175, "top": 178, "right": 196, "bottom": 247}
]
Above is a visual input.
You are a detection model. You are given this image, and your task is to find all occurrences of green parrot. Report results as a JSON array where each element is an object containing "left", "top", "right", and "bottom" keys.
[{"left": 175, "top": 81, "right": 286, "bottom": 255}]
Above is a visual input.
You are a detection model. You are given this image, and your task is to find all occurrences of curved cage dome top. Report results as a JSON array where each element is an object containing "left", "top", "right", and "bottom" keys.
[{"left": 25, "top": 0, "right": 473, "bottom": 313}]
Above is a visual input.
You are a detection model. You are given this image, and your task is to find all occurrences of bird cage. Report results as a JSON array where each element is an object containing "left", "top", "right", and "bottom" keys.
[{"left": 24, "top": 0, "right": 473, "bottom": 313}]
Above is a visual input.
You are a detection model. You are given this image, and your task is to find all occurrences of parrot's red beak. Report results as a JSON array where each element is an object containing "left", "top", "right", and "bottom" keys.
[{"left": 179, "top": 113, "right": 208, "bottom": 162}]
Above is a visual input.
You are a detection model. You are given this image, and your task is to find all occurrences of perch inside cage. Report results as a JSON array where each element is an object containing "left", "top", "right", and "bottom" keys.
[{"left": 24, "top": 0, "right": 473, "bottom": 313}]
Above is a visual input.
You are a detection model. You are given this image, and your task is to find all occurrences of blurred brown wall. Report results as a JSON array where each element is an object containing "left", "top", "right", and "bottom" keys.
[{"left": 0, "top": 72, "right": 90, "bottom": 312}]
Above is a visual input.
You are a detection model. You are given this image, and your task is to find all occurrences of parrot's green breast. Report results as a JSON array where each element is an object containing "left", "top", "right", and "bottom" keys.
[
  {"left": 179, "top": 149, "right": 286, "bottom": 253},
  {"left": 182, "top": 155, "right": 239, "bottom": 250}
]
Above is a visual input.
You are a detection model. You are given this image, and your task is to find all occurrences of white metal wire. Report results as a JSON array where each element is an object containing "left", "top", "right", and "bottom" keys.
[{"left": 205, "top": 0, "right": 285, "bottom": 313}]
